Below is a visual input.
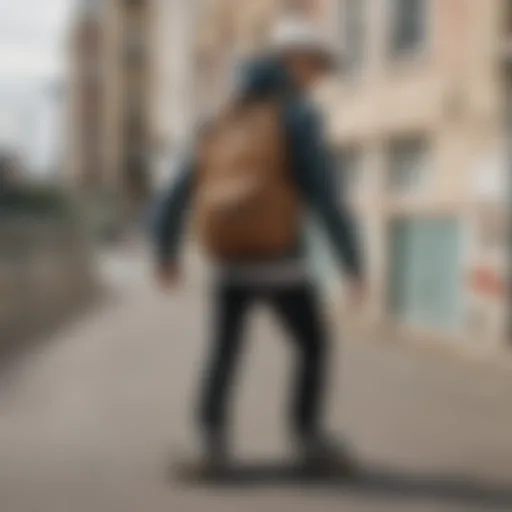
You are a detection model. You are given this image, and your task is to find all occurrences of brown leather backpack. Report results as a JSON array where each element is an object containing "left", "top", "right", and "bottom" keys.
[{"left": 194, "top": 100, "right": 299, "bottom": 261}]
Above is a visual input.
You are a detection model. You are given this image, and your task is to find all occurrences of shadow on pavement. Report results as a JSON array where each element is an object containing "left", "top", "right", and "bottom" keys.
[{"left": 171, "top": 461, "right": 512, "bottom": 509}]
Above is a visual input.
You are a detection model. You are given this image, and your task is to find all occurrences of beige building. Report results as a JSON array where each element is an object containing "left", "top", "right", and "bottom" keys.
[
  {"left": 67, "top": 0, "right": 105, "bottom": 193},
  {"left": 310, "top": 0, "right": 510, "bottom": 351},
  {"left": 150, "top": 0, "right": 202, "bottom": 189},
  {"left": 68, "top": 0, "right": 156, "bottom": 220}
]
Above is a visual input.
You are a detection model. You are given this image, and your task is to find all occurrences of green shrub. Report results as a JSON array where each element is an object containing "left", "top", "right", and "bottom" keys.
[{"left": 0, "top": 185, "right": 77, "bottom": 219}]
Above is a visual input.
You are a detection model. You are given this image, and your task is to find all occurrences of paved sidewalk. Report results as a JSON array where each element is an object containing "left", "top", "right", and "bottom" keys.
[{"left": 2, "top": 256, "right": 512, "bottom": 512}]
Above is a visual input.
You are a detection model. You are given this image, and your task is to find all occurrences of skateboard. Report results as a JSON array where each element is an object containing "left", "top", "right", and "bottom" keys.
[{"left": 171, "top": 455, "right": 359, "bottom": 483}]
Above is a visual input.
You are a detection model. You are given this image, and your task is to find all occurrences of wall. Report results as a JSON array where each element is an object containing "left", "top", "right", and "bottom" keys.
[
  {"left": 0, "top": 217, "right": 98, "bottom": 355},
  {"left": 315, "top": 0, "right": 507, "bottom": 347}
]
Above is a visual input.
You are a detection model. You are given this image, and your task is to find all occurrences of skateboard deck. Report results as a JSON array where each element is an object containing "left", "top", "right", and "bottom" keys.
[{"left": 171, "top": 456, "right": 359, "bottom": 483}]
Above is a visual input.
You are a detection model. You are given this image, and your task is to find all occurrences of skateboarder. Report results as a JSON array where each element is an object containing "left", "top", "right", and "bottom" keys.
[{"left": 153, "top": 16, "right": 366, "bottom": 470}]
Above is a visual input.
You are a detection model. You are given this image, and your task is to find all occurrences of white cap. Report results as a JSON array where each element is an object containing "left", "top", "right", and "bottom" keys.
[{"left": 269, "top": 17, "right": 339, "bottom": 67}]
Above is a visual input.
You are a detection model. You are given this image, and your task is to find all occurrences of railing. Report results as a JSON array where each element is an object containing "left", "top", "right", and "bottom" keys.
[{"left": 0, "top": 188, "right": 98, "bottom": 351}]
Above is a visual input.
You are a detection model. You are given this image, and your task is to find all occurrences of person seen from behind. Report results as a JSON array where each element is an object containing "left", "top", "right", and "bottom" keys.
[{"left": 153, "top": 16, "right": 367, "bottom": 472}]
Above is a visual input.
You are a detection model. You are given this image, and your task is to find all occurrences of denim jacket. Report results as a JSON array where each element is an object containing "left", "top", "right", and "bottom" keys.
[{"left": 152, "top": 56, "right": 363, "bottom": 279}]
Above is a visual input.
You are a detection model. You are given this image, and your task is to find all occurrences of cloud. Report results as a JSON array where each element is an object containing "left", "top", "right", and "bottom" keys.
[
  {"left": 0, "top": 45, "right": 63, "bottom": 81},
  {"left": 0, "top": 0, "right": 73, "bottom": 81},
  {"left": 0, "top": 0, "right": 74, "bottom": 159},
  {"left": 0, "top": 0, "right": 72, "bottom": 37}
]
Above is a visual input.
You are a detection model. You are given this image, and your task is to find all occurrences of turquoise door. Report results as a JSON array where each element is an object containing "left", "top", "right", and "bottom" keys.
[{"left": 389, "top": 218, "right": 462, "bottom": 332}]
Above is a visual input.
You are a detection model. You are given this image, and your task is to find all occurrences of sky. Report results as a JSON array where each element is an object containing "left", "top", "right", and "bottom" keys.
[{"left": 0, "top": 0, "right": 75, "bottom": 173}]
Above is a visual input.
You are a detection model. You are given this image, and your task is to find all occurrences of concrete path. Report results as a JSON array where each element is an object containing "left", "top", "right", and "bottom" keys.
[{"left": 2, "top": 252, "right": 512, "bottom": 512}]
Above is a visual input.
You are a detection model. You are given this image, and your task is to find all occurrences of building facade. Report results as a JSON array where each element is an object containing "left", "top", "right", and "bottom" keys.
[
  {"left": 149, "top": 0, "right": 201, "bottom": 189},
  {"left": 68, "top": 0, "right": 156, "bottom": 221},
  {"left": 67, "top": 0, "right": 105, "bottom": 193},
  {"left": 312, "top": 0, "right": 510, "bottom": 350}
]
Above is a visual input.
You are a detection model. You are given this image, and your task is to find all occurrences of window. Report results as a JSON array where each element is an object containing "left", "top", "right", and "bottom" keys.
[
  {"left": 124, "top": 43, "right": 145, "bottom": 68},
  {"left": 124, "top": 31, "right": 145, "bottom": 68},
  {"left": 387, "top": 137, "right": 430, "bottom": 194},
  {"left": 390, "top": 0, "right": 428, "bottom": 56},
  {"left": 340, "top": 0, "right": 366, "bottom": 74}
]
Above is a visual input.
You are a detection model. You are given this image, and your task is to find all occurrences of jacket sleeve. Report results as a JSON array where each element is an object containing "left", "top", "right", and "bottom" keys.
[
  {"left": 286, "top": 102, "right": 364, "bottom": 278},
  {"left": 151, "top": 153, "right": 196, "bottom": 266}
]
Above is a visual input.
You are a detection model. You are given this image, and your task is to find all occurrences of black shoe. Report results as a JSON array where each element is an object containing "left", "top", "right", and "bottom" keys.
[
  {"left": 297, "top": 433, "right": 358, "bottom": 476},
  {"left": 201, "top": 429, "right": 229, "bottom": 472}
]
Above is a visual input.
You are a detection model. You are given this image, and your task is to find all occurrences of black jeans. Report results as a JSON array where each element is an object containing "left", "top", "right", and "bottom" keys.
[{"left": 198, "top": 280, "right": 330, "bottom": 441}]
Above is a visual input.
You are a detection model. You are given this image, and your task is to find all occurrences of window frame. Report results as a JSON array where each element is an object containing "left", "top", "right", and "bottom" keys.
[{"left": 388, "top": 0, "right": 432, "bottom": 60}]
